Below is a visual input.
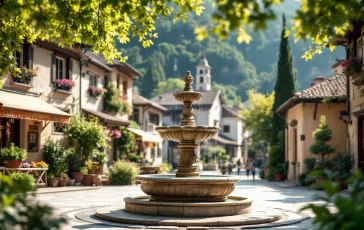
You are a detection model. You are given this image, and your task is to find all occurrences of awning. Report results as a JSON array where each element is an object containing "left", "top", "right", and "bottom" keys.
[
  {"left": 82, "top": 108, "right": 130, "bottom": 127},
  {"left": 0, "top": 90, "right": 71, "bottom": 123},
  {"left": 213, "top": 135, "right": 240, "bottom": 146},
  {"left": 127, "top": 127, "right": 162, "bottom": 143}
]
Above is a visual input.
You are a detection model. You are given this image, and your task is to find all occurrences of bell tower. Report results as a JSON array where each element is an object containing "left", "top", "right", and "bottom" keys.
[{"left": 195, "top": 53, "right": 211, "bottom": 91}]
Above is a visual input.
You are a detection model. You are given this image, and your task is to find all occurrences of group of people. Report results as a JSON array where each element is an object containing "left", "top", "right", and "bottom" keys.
[{"left": 226, "top": 158, "right": 257, "bottom": 180}]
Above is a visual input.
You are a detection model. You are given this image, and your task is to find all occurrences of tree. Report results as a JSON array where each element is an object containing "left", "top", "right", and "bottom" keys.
[
  {"left": 271, "top": 14, "right": 295, "bottom": 146},
  {"left": 67, "top": 114, "right": 109, "bottom": 165},
  {"left": 240, "top": 90, "right": 274, "bottom": 146},
  {"left": 141, "top": 57, "right": 166, "bottom": 98},
  {"left": 309, "top": 115, "right": 335, "bottom": 160},
  {"left": 151, "top": 78, "right": 185, "bottom": 97},
  {"left": 212, "top": 82, "right": 241, "bottom": 106}
]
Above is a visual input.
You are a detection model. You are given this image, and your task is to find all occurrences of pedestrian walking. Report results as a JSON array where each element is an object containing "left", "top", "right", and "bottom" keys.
[
  {"left": 246, "top": 159, "right": 251, "bottom": 177},
  {"left": 237, "top": 159, "right": 242, "bottom": 175},
  {"left": 251, "top": 159, "right": 256, "bottom": 180},
  {"left": 227, "top": 160, "right": 233, "bottom": 175}
]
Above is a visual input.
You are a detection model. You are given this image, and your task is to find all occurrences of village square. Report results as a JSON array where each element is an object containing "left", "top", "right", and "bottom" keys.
[{"left": 0, "top": 0, "right": 363, "bottom": 229}]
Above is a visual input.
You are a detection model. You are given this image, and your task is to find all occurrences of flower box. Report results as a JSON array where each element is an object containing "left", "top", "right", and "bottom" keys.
[
  {"left": 88, "top": 86, "right": 106, "bottom": 97},
  {"left": 10, "top": 66, "right": 38, "bottom": 86},
  {"left": 341, "top": 58, "right": 363, "bottom": 77},
  {"left": 55, "top": 79, "right": 75, "bottom": 91}
]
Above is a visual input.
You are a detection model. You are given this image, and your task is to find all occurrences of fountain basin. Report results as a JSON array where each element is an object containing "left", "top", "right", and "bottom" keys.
[
  {"left": 173, "top": 91, "right": 203, "bottom": 102},
  {"left": 124, "top": 195, "right": 252, "bottom": 217},
  {"left": 137, "top": 174, "right": 239, "bottom": 202},
  {"left": 155, "top": 126, "right": 220, "bottom": 142}
]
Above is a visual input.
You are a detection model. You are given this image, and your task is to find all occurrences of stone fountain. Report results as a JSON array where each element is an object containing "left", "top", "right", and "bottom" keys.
[{"left": 95, "top": 71, "right": 284, "bottom": 227}]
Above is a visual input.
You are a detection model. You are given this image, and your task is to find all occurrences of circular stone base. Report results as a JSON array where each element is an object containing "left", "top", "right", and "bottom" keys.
[
  {"left": 95, "top": 207, "right": 283, "bottom": 227},
  {"left": 124, "top": 195, "right": 252, "bottom": 217}
]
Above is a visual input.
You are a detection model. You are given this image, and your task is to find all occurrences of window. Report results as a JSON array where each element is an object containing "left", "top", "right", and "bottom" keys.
[
  {"left": 52, "top": 122, "right": 68, "bottom": 134},
  {"left": 117, "top": 75, "right": 120, "bottom": 90},
  {"left": 214, "top": 120, "right": 218, "bottom": 127},
  {"left": 90, "top": 75, "right": 97, "bottom": 86},
  {"left": 133, "top": 108, "right": 140, "bottom": 124},
  {"left": 149, "top": 113, "right": 159, "bottom": 125},
  {"left": 199, "top": 69, "right": 203, "bottom": 74},
  {"left": 56, "top": 57, "right": 65, "bottom": 80},
  {"left": 223, "top": 125, "right": 230, "bottom": 133},
  {"left": 14, "top": 46, "right": 23, "bottom": 68},
  {"left": 200, "top": 77, "right": 203, "bottom": 83},
  {"left": 123, "top": 81, "right": 128, "bottom": 96},
  {"left": 357, "top": 38, "right": 363, "bottom": 60},
  {"left": 104, "top": 76, "right": 109, "bottom": 88}
]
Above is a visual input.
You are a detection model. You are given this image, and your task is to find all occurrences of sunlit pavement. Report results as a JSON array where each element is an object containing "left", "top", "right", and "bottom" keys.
[{"left": 35, "top": 170, "right": 322, "bottom": 229}]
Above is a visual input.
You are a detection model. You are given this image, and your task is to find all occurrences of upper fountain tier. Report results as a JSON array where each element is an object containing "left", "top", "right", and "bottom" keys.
[{"left": 155, "top": 71, "right": 220, "bottom": 143}]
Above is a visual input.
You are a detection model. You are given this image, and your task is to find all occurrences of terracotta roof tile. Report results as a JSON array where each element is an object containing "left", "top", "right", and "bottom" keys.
[
  {"left": 133, "top": 94, "right": 167, "bottom": 111},
  {"left": 295, "top": 74, "right": 346, "bottom": 99}
]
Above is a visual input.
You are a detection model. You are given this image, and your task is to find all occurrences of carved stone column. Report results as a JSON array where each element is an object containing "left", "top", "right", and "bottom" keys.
[{"left": 176, "top": 140, "right": 199, "bottom": 177}]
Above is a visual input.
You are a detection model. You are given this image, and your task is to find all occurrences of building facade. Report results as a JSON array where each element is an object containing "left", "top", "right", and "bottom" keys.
[
  {"left": 131, "top": 94, "right": 166, "bottom": 165},
  {"left": 277, "top": 73, "right": 347, "bottom": 181}
]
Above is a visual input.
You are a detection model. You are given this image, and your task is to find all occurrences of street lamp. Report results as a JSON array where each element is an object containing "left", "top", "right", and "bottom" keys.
[{"left": 340, "top": 110, "right": 352, "bottom": 125}]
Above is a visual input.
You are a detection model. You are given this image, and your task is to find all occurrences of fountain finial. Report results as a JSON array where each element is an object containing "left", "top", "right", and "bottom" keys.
[{"left": 183, "top": 71, "right": 194, "bottom": 92}]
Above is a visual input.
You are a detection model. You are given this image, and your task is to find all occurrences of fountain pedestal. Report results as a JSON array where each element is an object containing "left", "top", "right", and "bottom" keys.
[{"left": 176, "top": 140, "right": 198, "bottom": 177}]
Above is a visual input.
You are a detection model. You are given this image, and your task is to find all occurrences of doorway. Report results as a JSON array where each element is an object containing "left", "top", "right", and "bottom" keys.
[
  {"left": 0, "top": 118, "right": 20, "bottom": 149},
  {"left": 358, "top": 116, "right": 364, "bottom": 170}
]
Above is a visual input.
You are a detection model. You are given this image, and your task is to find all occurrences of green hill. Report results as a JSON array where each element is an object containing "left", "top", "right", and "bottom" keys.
[{"left": 119, "top": 1, "right": 345, "bottom": 102}]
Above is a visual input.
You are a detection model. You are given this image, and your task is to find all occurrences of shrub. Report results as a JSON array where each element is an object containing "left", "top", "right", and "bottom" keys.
[
  {"left": 95, "top": 150, "right": 108, "bottom": 165},
  {"left": 103, "top": 83, "right": 130, "bottom": 115},
  {"left": 127, "top": 153, "right": 140, "bottom": 163},
  {"left": 201, "top": 146, "right": 228, "bottom": 163},
  {"left": 298, "top": 172, "right": 316, "bottom": 186},
  {"left": 301, "top": 171, "right": 364, "bottom": 229},
  {"left": 309, "top": 116, "right": 335, "bottom": 160},
  {"left": 315, "top": 159, "right": 334, "bottom": 170},
  {"left": 158, "top": 162, "right": 173, "bottom": 174},
  {"left": 43, "top": 139, "right": 73, "bottom": 176},
  {"left": 304, "top": 158, "right": 316, "bottom": 171},
  {"left": 115, "top": 128, "right": 136, "bottom": 158},
  {"left": 335, "top": 153, "right": 354, "bottom": 179},
  {"left": 9, "top": 173, "right": 35, "bottom": 191},
  {"left": 267, "top": 145, "right": 284, "bottom": 169},
  {"left": 0, "top": 174, "right": 66, "bottom": 229},
  {"left": 0, "top": 143, "right": 27, "bottom": 160},
  {"left": 109, "top": 161, "right": 139, "bottom": 185},
  {"left": 67, "top": 114, "right": 109, "bottom": 164},
  {"left": 259, "top": 169, "right": 265, "bottom": 179}
]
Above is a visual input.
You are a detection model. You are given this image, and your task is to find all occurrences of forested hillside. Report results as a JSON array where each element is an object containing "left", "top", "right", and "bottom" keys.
[{"left": 119, "top": 1, "right": 345, "bottom": 103}]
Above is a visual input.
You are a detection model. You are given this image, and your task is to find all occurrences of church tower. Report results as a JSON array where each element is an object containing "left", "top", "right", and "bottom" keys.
[{"left": 195, "top": 53, "right": 211, "bottom": 91}]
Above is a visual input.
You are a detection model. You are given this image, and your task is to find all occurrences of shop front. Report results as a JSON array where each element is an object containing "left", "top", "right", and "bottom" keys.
[{"left": 0, "top": 90, "right": 71, "bottom": 161}]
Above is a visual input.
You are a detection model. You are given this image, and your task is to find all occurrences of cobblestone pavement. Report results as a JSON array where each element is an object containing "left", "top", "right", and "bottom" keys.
[{"left": 35, "top": 171, "right": 323, "bottom": 229}]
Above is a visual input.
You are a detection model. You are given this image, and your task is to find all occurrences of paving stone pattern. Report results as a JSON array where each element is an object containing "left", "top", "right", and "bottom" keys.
[{"left": 35, "top": 171, "right": 322, "bottom": 230}]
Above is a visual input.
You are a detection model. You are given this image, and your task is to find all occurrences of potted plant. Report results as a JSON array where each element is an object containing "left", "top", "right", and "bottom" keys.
[
  {"left": 309, "top": 116, "right": 335, "bottom": 183},
  {"left": 87, "top": 160, "right": 101, "bottom": 174},
  {"left": 47, "top": 173, "right": 60, "bottom": 187},
  {"left": 0, "top": 143, "right": 27, "bottom": 168},
  {"left": 341, "top": 58, "right": 362, "bottom": 77},
  {"left": 58, "top": 173, "right": 69, "bottom": 187},
  {"left": 22, "top": 162, "right": 30, "bottom": 168},
  {"left": 95, "top": 151, "right": 108, "bottom": 174},
  {"left": 42, "top": 139, "right": 72, "bottom": 178},
  {"left": 220, "top": 164, "right": 227, "bottom": 175},
  {"left": 55, "top": 79, "right": 76, "bottom": 91},
  {"left": 10, "top": 65, "right": 38, "bottom": 84},
  {"left": 273, "top": 163, "right": 286, "bottom": 181},
  {"left": 334, "top": 153, "right": 354, "bottom": 190},
  {"left": 29, "top": 161, "right": 36, "bottom": 167},
  {"left": 83, "top": 171, "right": 94, "bottom": 186}
]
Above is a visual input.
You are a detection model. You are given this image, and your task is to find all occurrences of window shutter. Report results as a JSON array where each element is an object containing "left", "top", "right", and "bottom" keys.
[
  {"left": 66, "top": 58, "right": 73, "bottom": 80},
  {"left": 29, "top": 46, "right": 34, "bottom": 69},
  {"left": 51, "top": 54, "right": 57, "bottom": 82}
]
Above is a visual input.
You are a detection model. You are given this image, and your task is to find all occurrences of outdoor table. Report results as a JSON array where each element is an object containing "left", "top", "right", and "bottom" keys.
[{"left": 3, "top": 167, "right": 48, "bottom": 187}]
